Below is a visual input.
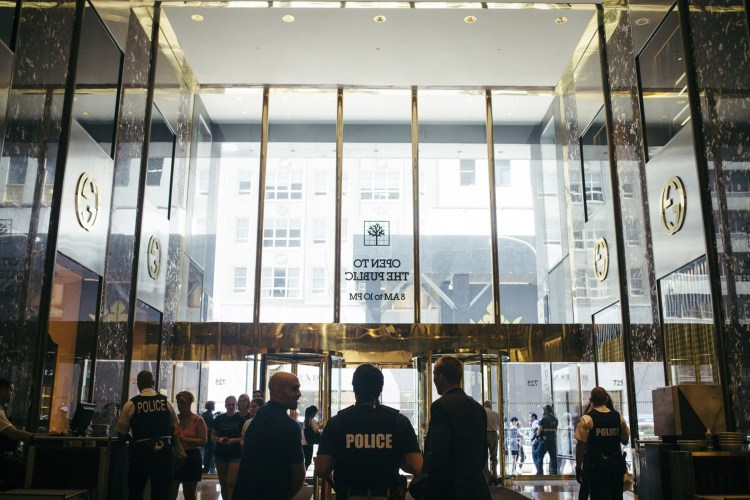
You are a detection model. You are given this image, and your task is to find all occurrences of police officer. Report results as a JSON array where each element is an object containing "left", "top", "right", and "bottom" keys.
[
  {"left": 574, "top": 387, "right": 630, "bottom": 500},
  {"left": 315, "top": 364, "right": 422, "bottom": 500},
  {"left": 116, "top": 370, "right": 178, "bottom": 500}
]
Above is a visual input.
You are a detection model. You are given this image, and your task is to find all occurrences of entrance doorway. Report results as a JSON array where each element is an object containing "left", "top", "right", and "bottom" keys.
[{"left": 260, "top": 351, "right": 341, "bottom": 422}]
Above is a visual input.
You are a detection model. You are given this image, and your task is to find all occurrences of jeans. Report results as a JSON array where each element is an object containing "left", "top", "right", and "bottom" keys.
[{"left": 532, "top": 439, "right": 542, "bottom": 474}]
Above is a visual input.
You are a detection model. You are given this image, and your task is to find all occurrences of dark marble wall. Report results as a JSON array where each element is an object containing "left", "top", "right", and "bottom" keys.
[
  {"left": 687, "top": 0, "right": 750, "bottom": 431},
  {"left": 91, "top": 10, "right": 152, "bottom": 412},
  {"left": 0, "top": 2, "right": 76, "bottom": 429},
  {"left": 601, "top": 4, "right": 662, "bottom": 363}
]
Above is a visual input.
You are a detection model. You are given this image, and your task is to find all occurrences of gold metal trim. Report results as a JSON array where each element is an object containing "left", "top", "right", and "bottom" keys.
[
  {"left": 660, "top": 175, "right": 686, "bottom": 235},
  {"left": 593, "top": 237, "right": 609, "bottom": 282},
  {"left": 74, "top": 172, "right": 100, "bottom": 231},
  {"left": 253, "top": 87, "right": 271, "bottom": 323},
  {"left": 334, "top": 89, "right": 344, "bottom": 322},
  {"left": 485, "top": 89, "right": 501, "bottom": 323},
  {"left": 411, "top": 87, "right": 421, "bottom": 322}
]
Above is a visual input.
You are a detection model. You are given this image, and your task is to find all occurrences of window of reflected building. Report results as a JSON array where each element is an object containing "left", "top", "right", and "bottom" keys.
[
  {"left": 341, "top": 89, "right": 414, "bottom": 323},
  {"left": 638, "top": 7, "right": 689, "bottom": 162},
  {"left": 418, "top": 90, "right": 493, "bottom": 324},
  {"left": 260, "top": 89, "right": 337, "bottom": 323},
  {"left": 492, "top": 92, "right": 561, "bottom": 324},
  {"left": 129, "top": 300, "right": 162, "bottom": 398},
  {"left": 659, "top": 256, "right": 718, "bottom": 385},
  {"left": 199, "top": 89, "right": 262, "bottom": 322}
]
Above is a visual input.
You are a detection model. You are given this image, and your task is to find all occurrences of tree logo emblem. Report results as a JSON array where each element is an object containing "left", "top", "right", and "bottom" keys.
[{"left": 364, "top": 221, "right": 390, "bottom": 246}]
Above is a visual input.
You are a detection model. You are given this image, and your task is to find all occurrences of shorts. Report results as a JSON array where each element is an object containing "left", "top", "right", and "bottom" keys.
[
  {"left": 510, "top": 450, "right": 519, "bottom": 456},
  {"left": 175, "top": 448, "right": 203, "bottom": 482},
  {"left": 214, "top": 455, "right": 241, "bottom": 466}
]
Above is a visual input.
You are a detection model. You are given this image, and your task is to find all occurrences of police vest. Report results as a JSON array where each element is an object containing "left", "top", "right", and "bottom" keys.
[
  {"left": 587, "top": 409, "right": 622, "bottom": 456},
  {"left": 129, "top": 393, "right": 171, "bottom": 440},
  {"left": 334, "top": 404, "right": 404, "bottom": 490}
]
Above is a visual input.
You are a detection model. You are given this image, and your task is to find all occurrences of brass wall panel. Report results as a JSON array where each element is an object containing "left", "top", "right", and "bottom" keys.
[{"left": 172, "top": 322, "right": 587, "bottom": 364}]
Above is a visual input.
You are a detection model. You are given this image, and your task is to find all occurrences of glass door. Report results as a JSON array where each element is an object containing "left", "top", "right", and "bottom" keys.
[{"left": 260, "top": 352, "right": 340, "bottom": 423}]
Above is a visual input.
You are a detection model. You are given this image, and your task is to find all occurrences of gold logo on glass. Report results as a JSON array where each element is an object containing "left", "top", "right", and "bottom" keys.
[
  {"left": 660, "top": 176, "right": 686, "bottom": 235},
  {"left": 75, "top": 172, "right": 99, "bottom": 231},
  {"left": 593, "top": 237, "right": 609, "bottom": 282},
  {"left": 147, "top": 235, "right": 162, "bottom": 279}
]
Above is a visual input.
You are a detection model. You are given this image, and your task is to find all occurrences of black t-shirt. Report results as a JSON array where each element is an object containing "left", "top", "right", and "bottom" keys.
[
  {"left": 233, "top": 401, "right": 304, "bottom": 500},
  {"left": 539, "top": 414, "right": 558, "bottom": 447},
  {"left": 213, "top": 412, "right": 244, "bottom": 459},
  {"left": 318, "top": 403, "right": 421, "bottom": 490}
]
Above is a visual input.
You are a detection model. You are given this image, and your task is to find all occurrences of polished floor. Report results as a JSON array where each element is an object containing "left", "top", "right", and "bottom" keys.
[{"left": 180, "top": 477, "right": 638, "bottom": 499}]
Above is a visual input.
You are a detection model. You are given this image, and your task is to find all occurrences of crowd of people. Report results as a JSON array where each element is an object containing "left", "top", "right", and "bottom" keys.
[{"left": 0, "top": 364, "right": 630, "bottom": 500}]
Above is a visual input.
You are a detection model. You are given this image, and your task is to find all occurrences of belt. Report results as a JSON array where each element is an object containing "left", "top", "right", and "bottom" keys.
[
  {"left": 348, "top": 487, "right": 390, "bottom": 497},
  {"left": 133, "top": 436, "right": 172, "bottom": 444}
]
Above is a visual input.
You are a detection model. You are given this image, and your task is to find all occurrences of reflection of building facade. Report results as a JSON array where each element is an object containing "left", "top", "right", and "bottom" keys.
[{"left": 0, "top": 0, "right": 748, "bottom": 491}]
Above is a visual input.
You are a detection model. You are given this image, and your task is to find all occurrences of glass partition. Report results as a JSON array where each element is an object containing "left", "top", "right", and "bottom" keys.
[
  {"left": 341, "top": 89, "right": 414, "bottom": 323},
  {"left": 418, "top": 90, "right": 493, "bottom": 324},
  {"left": 261, "top": 89, "right": 337, "bottom": 322},
  {"left": 40, "top": 253, "right": 101, "bottom": 433},
  {"left": 659, "top": 256, "right": 718, "bottom": 384},
  {"left": 638, "top": 8, "right": 689, "bottom": 162}
]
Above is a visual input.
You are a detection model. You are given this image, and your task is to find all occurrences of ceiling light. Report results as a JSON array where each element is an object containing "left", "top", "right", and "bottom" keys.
[
  {"left": 554, "top": 16, "right": 567, "bottom": 24},
  {"left": 81, "top": 111, "right": 89, "bottom": 116},
  {"left": 282, "top": 14, "right": 295, "bottom": 22},
  {"left": 635, "top": 18, "right": 649, "bottom": 26},
  {"left": 464, "top": 15, "right": 477, "bottom": 23},
  {"left": 191, "top": 14, "right": 204, "bottom": 22},
  {"left": 374, "top": 15, "right": 386, "bottom": 23}
]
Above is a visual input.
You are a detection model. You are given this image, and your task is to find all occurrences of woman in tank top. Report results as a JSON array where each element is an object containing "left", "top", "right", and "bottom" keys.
[{"left": 170, "top": 391, "right": 207, "bottom": 500}]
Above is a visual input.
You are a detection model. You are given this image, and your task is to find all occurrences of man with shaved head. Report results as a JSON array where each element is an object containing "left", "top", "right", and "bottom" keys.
[
  {"left": 574, "top": 387, "right": 629, "bottom": 499},
  {"left": 233, "top": 371, "right": 305, "bottom": 499}
]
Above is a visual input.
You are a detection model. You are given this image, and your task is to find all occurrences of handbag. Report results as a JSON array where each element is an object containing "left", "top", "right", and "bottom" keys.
[{"left": 172, "top": 436, "right": 187, "bottom": 471}]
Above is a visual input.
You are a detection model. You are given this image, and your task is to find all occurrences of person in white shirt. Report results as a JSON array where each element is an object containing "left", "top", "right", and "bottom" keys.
[{"left": 483, "top": 400, "right": 501, "bottom": 485}]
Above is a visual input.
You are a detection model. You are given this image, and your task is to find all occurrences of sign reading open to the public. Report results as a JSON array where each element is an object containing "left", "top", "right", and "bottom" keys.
[{"left": 346, "top": 221, "right": 410, "bottom": 301}]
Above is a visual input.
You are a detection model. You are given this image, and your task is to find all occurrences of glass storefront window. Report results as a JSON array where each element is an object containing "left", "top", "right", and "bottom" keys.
[
  {"left": 638, "top": 8, "right": 689, "bottom": 162},
  {"left": 659, "top": 256, "right": 718, "bottom": 385},
  {"left": 492, "top": 92, "right": 560, "bottom": 324},
  {"left": 260, "top": 89, "right": 337, "bottom": 322},
  {"left": 341, "top": 89, "right": 414, "bottom": 323},
  {"left": 418, "top": 90, "right": 493, "bottom": 324},
  {"left": 129, "top": 300, "right": 162, "bottom": 398},
  {"left": 40, "top": 253, "right": 101, "bottom": 433},
  {"left": 200, "top": 90, "right": 263, "bottom": 322}
]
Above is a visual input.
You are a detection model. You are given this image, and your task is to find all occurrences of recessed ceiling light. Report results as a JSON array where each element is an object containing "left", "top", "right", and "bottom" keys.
[
  {"left": 191, "top": 14, "right": 204, "bottom": 22},
  {"left": 282, "top": 14, "right": 295, "bottom": 23},
  {"left": 554, "top": 16, "right": 567, "bottom": 24},
  {"left": 374, "top": 15, "right": 386, "bottom": 23},
  {"left": 464, "top": 15, "right": 477, "bottom": 24},
  {"left": 635, "top": 17, "right": 649, "bottom": 25},
  {"left": 82, "top": 111, "right": 89, "bottom": 116}
]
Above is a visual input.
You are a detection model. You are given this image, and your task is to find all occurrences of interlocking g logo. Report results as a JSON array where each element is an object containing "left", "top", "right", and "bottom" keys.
[
  {"left": 593, "top": 237, "right": 609, "bottom": 282},
  {"left": 660, "top": 176, "right": 686, "bottom": 235},
  {"left": 75, "top": 172, "right": 99, "bottom": 231},
  {"left": 147, "top": 235, "right": 162, "bottom": 279}
]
